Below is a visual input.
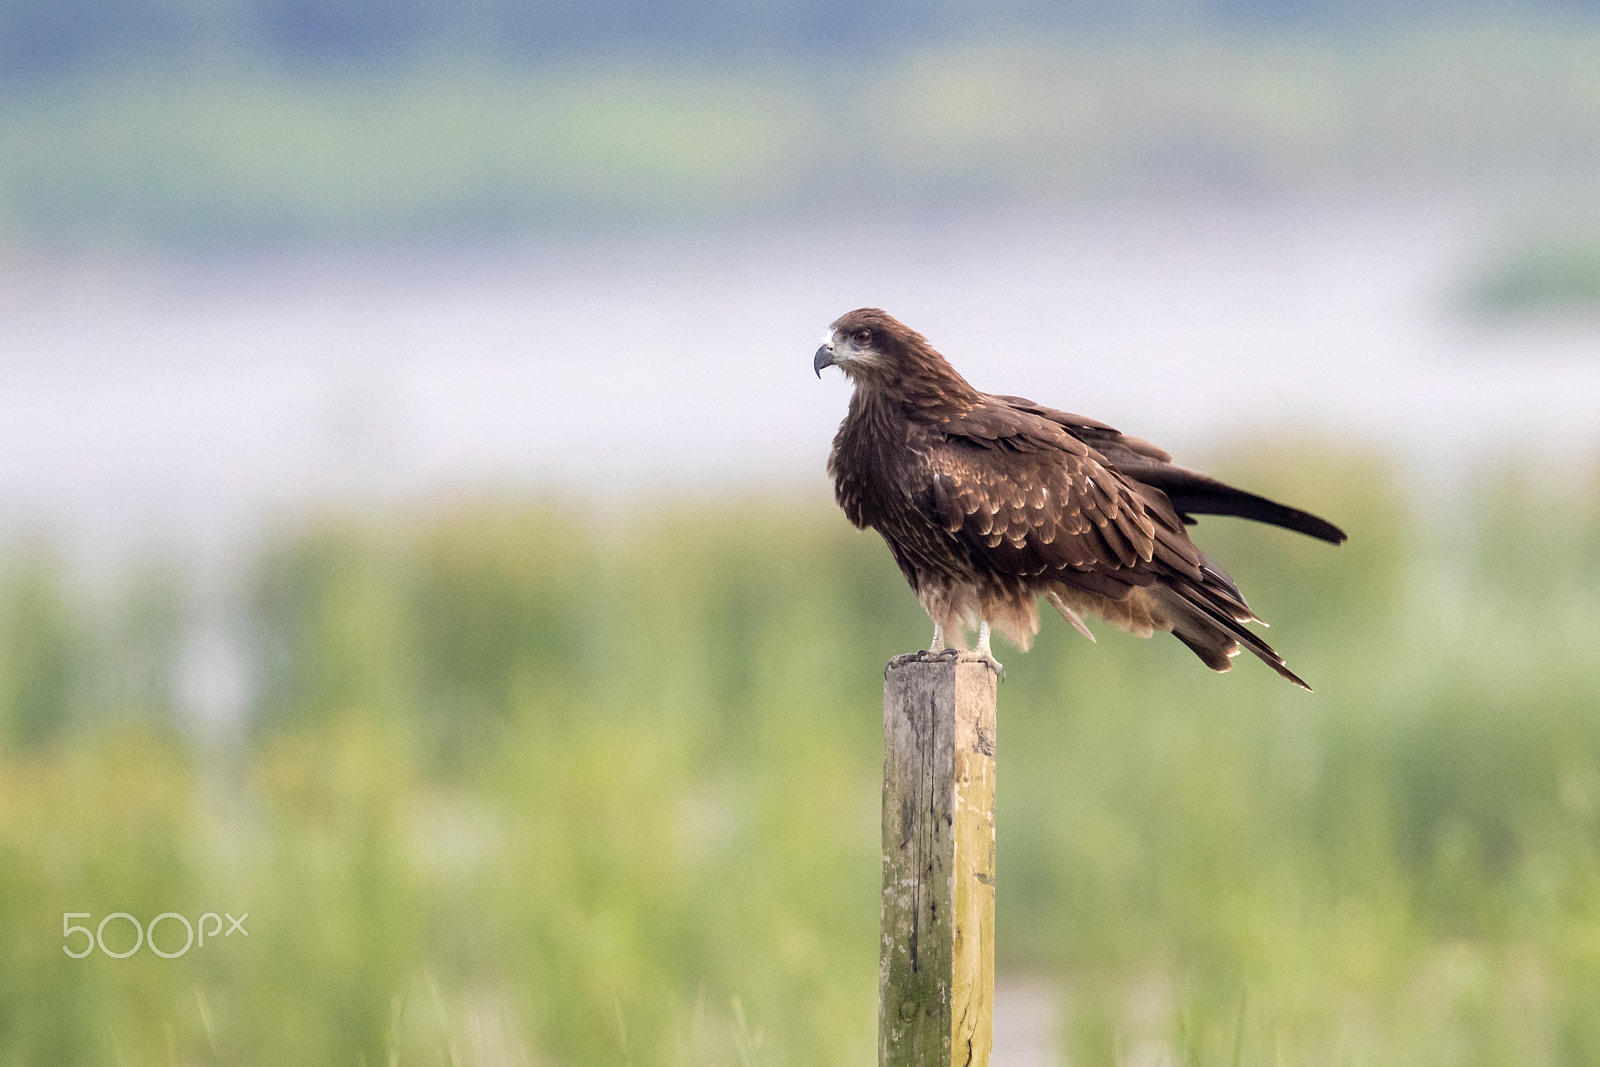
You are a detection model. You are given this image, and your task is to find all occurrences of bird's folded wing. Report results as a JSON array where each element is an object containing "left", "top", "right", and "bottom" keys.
[
  {"left": 985, "top": 393, "right": 1347, "bottom": 544},
  {"left": 931, "top": 401, "right": 1205, "bottom": 596}
]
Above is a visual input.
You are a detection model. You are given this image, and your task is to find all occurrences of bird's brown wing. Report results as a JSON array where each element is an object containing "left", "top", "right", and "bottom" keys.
[
  {"left": 925, "top": 400, "right": 1206, "bottom": 599},
  {"left": 988, "top": 394, "right": 1347, "bottom": 544},
  {"left": 929, "top": 397, "right": 1312, "bottom": 688}
]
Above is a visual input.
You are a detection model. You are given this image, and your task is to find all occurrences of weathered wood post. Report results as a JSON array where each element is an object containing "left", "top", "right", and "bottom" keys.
[{"left": 880, "top": 658, "right": 998, "bottom": 1067}]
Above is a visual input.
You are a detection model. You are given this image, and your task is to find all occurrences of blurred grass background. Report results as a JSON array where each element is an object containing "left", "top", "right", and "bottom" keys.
[{"left": 1, "top": 450, "right": 1598, "bottom": 1064}]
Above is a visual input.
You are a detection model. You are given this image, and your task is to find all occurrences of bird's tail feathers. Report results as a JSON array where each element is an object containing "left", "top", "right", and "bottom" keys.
[
  {"left": 1141, "top": 470, "right": 1348, "bottom": 545},
  {"left": 1044, "top": 591, "right": 1097, "bottom": 643},
  {"left": 1156, "top": 579, "right": 1312, "bottom": 691}
]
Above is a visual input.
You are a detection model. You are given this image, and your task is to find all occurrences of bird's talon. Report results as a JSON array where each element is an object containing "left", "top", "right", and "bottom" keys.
[{"left": 954, "top": 650, "right": 1004, "bottom": 677}]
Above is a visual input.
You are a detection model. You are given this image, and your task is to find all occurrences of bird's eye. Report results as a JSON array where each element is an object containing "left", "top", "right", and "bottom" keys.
[{"left": 852, "top": 328, "right": 872, "bottom": 345}]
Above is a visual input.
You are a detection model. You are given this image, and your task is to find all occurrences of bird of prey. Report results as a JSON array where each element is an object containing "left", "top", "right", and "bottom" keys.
[{"left": 813, "top": 308, "right": 1346, "bottom": 688}]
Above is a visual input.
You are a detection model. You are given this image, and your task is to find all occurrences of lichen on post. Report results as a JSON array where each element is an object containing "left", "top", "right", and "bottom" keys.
[{"left": 879, "top": 658, "right": 997, "bottom": 1067}]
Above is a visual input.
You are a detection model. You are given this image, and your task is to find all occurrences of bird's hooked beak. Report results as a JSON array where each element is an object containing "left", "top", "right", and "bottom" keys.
[{"left": 813, "top": 332, "right": 836, "bottom": 378}]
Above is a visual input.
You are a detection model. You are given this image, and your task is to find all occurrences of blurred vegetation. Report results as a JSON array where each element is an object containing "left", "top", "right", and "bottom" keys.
[
  {"left": 8, "top": 24, "right": 1600, "bottom": 244},
  {"left": 6, "top": 0, "right": 1600, "bottom": 80},
  {"left": 1461, "top": 231, "right": 1600, "bottom": 317},
  {"left": 0, "top": 451, "right": 1597, "bottom": 1063}
]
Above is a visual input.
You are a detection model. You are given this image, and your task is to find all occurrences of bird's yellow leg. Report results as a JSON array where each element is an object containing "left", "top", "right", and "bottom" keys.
[
  {"left": 958, "top": 620, "right": 1004, "bottom": 677},
  {"left": 887, "top": 621, "right": 955, "bottom": 672},
  {"left": 926, "top": 622, "right": 961, "bottom": 662}
]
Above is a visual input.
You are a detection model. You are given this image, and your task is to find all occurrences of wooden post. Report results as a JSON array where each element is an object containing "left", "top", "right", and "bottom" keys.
[{"left": 880, "top": 658, "right": 997, "bottom": 1067}]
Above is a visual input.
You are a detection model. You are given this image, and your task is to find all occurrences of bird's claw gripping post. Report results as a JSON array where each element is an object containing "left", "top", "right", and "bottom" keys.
[
  {"left": 958, "top": 651, "right": 1005, "bottom": 681},
  {"left": 884, "top": 647, "right": 1001, "bottom": 680},
  {"left": 885, "top": 652, "right": 923, "bottom": 676}
]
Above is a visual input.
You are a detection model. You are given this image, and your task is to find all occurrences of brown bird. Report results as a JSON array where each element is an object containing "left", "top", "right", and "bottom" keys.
[{"left": 814, "top": 307, "right": 1346, "bottom": 688}]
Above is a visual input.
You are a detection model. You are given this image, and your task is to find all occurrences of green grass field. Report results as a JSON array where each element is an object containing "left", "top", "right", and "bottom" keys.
[{"left": 1, "top": 449, "right": 1598, "bottom": 1064}]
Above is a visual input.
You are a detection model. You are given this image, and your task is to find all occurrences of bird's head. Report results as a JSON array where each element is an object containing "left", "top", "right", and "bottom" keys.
[{"left": 813, "top": 308, "right": 922, "bottom": 385}]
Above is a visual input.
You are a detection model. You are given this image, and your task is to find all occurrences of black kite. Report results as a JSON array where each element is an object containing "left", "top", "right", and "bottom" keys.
[{"left": 814, "top": 308, "right": 1346, "bottom": 688}]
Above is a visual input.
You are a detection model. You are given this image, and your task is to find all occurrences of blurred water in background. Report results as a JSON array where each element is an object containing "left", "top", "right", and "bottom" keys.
[{"left": 2, "top": 198, "right": 1597, "bottom": 558}]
